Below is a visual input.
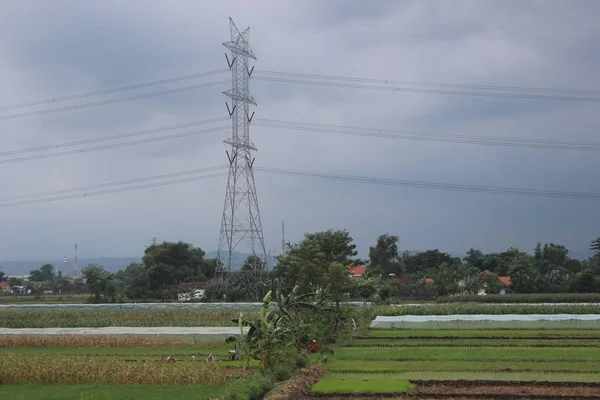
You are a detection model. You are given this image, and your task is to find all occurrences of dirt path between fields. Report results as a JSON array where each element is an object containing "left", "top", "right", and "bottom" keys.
[{"left": 263, "top": 365, "right": 328, "bottom": 400}]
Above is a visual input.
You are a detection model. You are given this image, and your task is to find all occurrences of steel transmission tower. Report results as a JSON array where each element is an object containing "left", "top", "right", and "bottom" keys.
[{"left": 217, "top": 18, "right": 268, "bottom": 301}]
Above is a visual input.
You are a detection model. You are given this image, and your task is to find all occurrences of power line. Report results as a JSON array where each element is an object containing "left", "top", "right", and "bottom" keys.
[
  {"left": 254, "top": 119, "right": 600, "bottom": 152},
  {"left": 0, "top": 165, "right": 228, "bottom": 206},
  {"left": 255, "top": 70, "right": 600, "bottom": 95},
  {"left": 0, "top": 126, "right": 229, "bottom": 165},
  {"left": 0, "top": 80, "right": 230, "bottom": 121},
  {"left": 253, "top": 76, "right": 600, "bottom": 102},
  {"left": 0, "top": 173, "right": 228, "bottom": 208},
  {"left": 0, "top": 117, "right": 229, "bottom": 157},
  {"left": 2, "top": 164, "right": 599, "bottom": 208},
  {"left": 254, "top": 167, "right": 600, "bottom": 201},
  {"left": 0, "top": 69, "right": 229, "bottom": 111}
]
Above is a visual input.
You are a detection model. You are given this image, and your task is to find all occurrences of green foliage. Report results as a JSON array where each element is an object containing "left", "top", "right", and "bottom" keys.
[
  {"left": 438, "top": 293, "right": 600, "bottom": 303},
  {"left": 0, "top": 308, "right": 261, "bottom": 328},
  {"left": 272, "top": 229, "right": 357, "bottom": 294},
  {"left": 372, "top": 303, "right": 600, "bottom": 316},
  {"left": 369, "top": 234, "right": 403, "bottom": 276},
  {"left": 222, "top": 372, "right": 275, "bottom": 400},
  {"left": 590, "top": 238, "right": 600, "bottom": 255}
]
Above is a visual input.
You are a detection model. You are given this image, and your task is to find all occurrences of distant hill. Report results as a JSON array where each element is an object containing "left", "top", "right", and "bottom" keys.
[{"left": 0, "top": 251, "right": 279, "bottom": 276}]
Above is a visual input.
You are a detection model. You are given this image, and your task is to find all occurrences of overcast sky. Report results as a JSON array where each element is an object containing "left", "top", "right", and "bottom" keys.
[{"left": 0, "top": 0, "right": 599, "bottom": 262}]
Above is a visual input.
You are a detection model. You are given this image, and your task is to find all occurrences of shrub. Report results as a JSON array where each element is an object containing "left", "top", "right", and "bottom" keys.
[{"left": 437, "top": 293, "right": 600, "bottom": 304}]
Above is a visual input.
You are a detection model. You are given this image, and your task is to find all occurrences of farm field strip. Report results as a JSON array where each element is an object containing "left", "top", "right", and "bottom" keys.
[
  {"left": 0, "top": 326, "right": 247, "bottom": 335},
  {"left": 0, "top": 308, "right": 261, "bottom": 328},
  {"left": 310, "top": 328, "right": 600, "bottom": 397},
  {"left": 333, "top": 346, "right": 600, "bottom": 361},
  {"left": 342, "top": 340, "right": 600, "bottom": 348},
  {"left": 321, "top": 371, "right": 600, "bottom": 383},
  {"left": 327, "top": 360, "right": 600, "bottom": 373},
  {"left": 356, "top": 329, "right": 600, "bottom": 338},
  {"left": 0, "top": 334, "right": 231, "bottom": 348}
]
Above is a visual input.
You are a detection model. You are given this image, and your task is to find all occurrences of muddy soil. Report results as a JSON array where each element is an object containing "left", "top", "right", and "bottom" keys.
[
  {"left": 416, "top": 380, "right": 600, "bottom": 397},
  {"left": 305, "top": 380, "right": 600, "bottom": 400}
]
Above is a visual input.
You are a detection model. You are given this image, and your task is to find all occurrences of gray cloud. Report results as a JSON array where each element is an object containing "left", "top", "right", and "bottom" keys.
[{"left": 0, "top": 0, "right": 598, "bottom": 264}]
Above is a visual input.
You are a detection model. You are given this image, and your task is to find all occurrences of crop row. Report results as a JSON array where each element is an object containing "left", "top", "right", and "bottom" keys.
[
  {"left": 0, "top": 335, "right": 222, "bottom": 348},
  {"left": 0, "top": 353, "right": 249, "bottom": 385},
  {"left": 372, "top": 303, "right": 600, "bottom": 316},
  {"left": 437, "top": 293, "right": 600, "bottom": 304},
  {"left": 0, "top": 308, "right": 261, "bottom": 328}
]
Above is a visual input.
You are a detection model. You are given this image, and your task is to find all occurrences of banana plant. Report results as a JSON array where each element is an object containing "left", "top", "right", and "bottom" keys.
[{"left": 227, "top": 285, "right": 321, "bottom": 370}]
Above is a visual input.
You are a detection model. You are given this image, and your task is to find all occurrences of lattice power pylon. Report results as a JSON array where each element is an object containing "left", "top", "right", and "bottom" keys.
[{"left": 217, "top": 18, "right": 268, "bottom": 301}]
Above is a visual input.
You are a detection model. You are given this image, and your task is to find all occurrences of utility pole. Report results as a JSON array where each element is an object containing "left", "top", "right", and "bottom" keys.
[
  {"left": 151, "top": 237, "right": 157, "bottom": 246},
  {"left": 281, "top": 221, "right": 285, "bottom": 256},
  {"left": 217, "top": 18, "right": 268, "bottom": 302},
  {"left": 73, "top": 243, "right": 79, "bottom": 279},
  {"left": 62, "top": 253, "right": 68, "bottom": 278}
]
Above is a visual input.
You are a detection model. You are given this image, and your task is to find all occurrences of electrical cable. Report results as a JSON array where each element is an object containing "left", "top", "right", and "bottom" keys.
[
  {"left": 252, "top": 76, "right": 600, "bottom": 102},
  {"left": 0, "top": 172, "right": 228, "bottom": 208},
  {"left": 2, "top": 165, "right": 599, "bottom": 208},
  {"left": 253, "top": 167, "right": 600, "bottom": 201},
  {"left": 0, "top": 117, "right": 229, "bottom": 157},
  {"left": 0, "top": 165, "right": 229, "bottom": 205},
  {"left": 0, "top": 126, "right": 230, "bottom": 165},
  {"left": 0, "top": 69, "right": 229, "bottom": 111},
  {"left": 255, "top": 70, "right": 600, "bottom": 95},
  {"left": 254, "top": 119, "right": 600, "bottom": 152},
  {"left": 0, "top": 80, "right": 230, "bottom": 121}
]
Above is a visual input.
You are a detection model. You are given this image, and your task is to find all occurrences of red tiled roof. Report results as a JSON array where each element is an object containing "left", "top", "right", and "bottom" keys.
[
  {"left": 498, "top": 276, "right": 512, "bottom": 287},
  {"left": 0, "top": 282, "right": 9, "bottom": 289},
  {"left": 347, "top": 264, "right": 366, "bottom": 276},
  {"left": 425, "top": 278, "right": 435, "bottom": 285}
]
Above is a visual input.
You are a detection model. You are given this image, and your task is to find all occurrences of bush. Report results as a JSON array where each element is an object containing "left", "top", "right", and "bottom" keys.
[
  {"left": 437, "top": 293, "right": 600, "bottom": 304},
  {"left": 372, "top": 303, "right": 600, "bottom": 316},
  {"left": 223, "top": 373, "right": 275, "bottom": 400}
]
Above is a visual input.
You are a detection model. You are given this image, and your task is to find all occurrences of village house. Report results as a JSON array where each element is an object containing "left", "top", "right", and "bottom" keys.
[
  {"left": 477, "top": 270, "right": 512, "bottom": 295},
  {"left": 347, "top": 264, "right": 366, "bottom": 278},
  {"left": 170, "top": 281, "right": 209, "bottom": 301}
]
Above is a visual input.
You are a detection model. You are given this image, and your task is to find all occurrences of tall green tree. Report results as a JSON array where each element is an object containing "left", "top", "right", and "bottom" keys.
[
  {"left": 81, "top": 264, "right": 108, "bottom": 301},
  {"left": 121, "top": 263, "right": 150, "bottom": 300},
  {"left": 591, "top": 238, "right": 600, "bottom": 256},
  {"left": 369, "top": 234, "right": 403, "bottom": 276},
  {"left": 0, "top": 270, "right": 6, "bottom": 282},
  {"left": 508, "top": 254, "right": 540, "bottom": 293},
  {"left": 463, "top": 248, "right": 485, "bottom": 269},
  {"left": 273, "top": 229, "right": 357, "bottom": 294},
  {"left": 142, "top": 241, "right": 207, "bottom": 291},
  {"left": 40, "top": 263, "right": 55, "bottom": 282}
]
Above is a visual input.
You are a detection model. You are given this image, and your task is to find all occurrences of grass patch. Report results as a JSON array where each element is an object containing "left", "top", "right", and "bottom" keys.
[
  {"left": 2, "top": 345, "right": 228, "bottom": 356},
  {"left": 334, "top": 346, "right": 600, "bottom": 362},
  {"left": 360, "top": 329, "right": 600, "bottom": 338},
  {"left": 0, "top": 384, "right": 225, "bottom": 400},
  {"left": 346, "top": 338, "right": 600, "bottom": 346},
  {"left": 312, "top": 378, "right": 412, "bottom": 394},
  {"left": 327, "top": 359, "right": 600, "bottom": 373},
  {"left": 372, "top": 303, "right": 600, "bottom": 315},
  {"left": 0, "top": 308, "right": 261, "bottom": 328},
  {"left": 326, "top": 371, "right": 600, "bottom": 382}
]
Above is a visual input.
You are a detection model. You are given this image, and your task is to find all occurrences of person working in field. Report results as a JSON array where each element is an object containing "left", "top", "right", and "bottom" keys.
[{"left": 308, "top": 340, "right": 319, "bottom": 353}]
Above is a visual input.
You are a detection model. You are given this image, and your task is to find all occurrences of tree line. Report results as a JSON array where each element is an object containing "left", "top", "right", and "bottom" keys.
[{"left": 1, "top": 233, "right": 599, "bottom": 302}]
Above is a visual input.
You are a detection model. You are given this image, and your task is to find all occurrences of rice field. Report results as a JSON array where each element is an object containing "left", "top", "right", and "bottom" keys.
[
  {"left": 307, "top": 328, "right": 600, "bottom": 399},
  {"left": 0, "top": 333, "right": 254, "bottom": 399},
  {"left": 0, "top": 307, "right": 261, "bottom": 328}
]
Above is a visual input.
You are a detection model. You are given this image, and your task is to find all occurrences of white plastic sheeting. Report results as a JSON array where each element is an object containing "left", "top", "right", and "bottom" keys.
[
  {"left": 0, "top": 302, "right": 265, "bottom": 310},
  {"left": 370, "top": 314, "right": 600, "bottom": 330},
  {"left": 0, "top": 327, "right": 248, "bottom": 335}
]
